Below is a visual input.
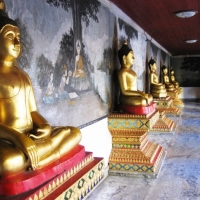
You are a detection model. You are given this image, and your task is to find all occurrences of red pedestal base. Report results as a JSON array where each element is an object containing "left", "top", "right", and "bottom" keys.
[
  {"left": 119, "top": 102, "right": 156, "bottom": 114},
  {"left": 0, "top": 145, "right": 86, "bottom": 196}
]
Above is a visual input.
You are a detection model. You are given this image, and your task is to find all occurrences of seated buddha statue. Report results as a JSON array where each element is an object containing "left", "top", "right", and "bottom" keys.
[
  {"left": 118, "top": 41, "right": 153, "bottom": 107},
  {"left": 0, "top": 12, "right": 81, "bottom": 177},
  {"left": 170, "top": 68, "right": 179, "bottom": 88},
  {"left": 148, "top": 58, "right": 167, "bottom": 98},
  {"left": 161, "top": 65, "right": 176, "bottom": 92}
]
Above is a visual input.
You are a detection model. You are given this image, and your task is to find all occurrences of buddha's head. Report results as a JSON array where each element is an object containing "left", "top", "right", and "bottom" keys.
[
  {"left": 148, "top": 57, "right": 156, "bottom": 71},
  {"left": 170, "top": 68, "right": 174, "bottom": 75},
  {"left": 161, "top": 65, "right": 168, "bottom": 74},
  {"left": 118, "top": 41, "right": 134, "bottom": 67},
  {"left": 0, "top": 11, "right": 21, "bottom": 61}
]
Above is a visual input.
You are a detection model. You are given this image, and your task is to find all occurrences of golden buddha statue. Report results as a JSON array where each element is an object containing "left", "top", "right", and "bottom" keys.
[
  {"left": 170, "top": 68, "right": 179, "bottom": 88},
  {"left": 0, "top": 13, "right": 81, "bottom": 177},
  {"left": 161, "top": 65, "right": 176, "bottom": 91},
  {"left": 118, "top": 41, "right": 153, "bottom": 106},
  {"left": 148, "top": 58, "right": 167, "bottom": 98}
]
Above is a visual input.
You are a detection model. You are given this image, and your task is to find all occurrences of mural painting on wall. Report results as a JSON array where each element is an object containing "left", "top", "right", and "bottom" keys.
[
  {"left": 117, "top": 18, "right": 146, "bottom": 91},
  {"left": 5, "top": 0, "right": 114, "bottom": 127},
  {"left": 180, "top": 57, "right": 200, "bottom": 87}
]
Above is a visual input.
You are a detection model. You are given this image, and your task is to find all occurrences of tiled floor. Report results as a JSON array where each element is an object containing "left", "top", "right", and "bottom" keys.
[{"left": 87, "top": 102, "right": 200, "bottom": 200}]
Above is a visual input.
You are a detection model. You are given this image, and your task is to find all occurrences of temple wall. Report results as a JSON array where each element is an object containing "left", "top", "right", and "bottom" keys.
[
  {"left": 171, "top": 56, "right": 200, "bottom": 100},
  {"left": 4, "top": 0, "right": 181, "bottom": 167}
]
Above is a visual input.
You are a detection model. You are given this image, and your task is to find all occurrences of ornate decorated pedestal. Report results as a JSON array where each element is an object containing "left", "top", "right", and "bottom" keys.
[
  {"left": 150, "top": 110, "right": 176, "bottom": 134},
  {"left": 148, "top": 96, "right": 182, "bottom": 134},
  {"left": 108, "top": 111, "right": 166, "bottom": 178},
  {"left": 0, "top": 145, "right": 104, "bottom": 200},
  {"left": 167, "top": 90, "right": 184, "bottom": 108},
  {"left": 153, "top": 96, "right": 181, "bottom": 116}
]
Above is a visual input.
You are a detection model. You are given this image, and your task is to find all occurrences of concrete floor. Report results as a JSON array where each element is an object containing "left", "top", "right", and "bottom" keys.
[{"left": 87, "top": 102, "right": 200, "bottom": 200}]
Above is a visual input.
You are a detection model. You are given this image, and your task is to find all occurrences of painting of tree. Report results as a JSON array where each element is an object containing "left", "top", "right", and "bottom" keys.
[
  {"left": 180, "top": 57, "right": 200, "bottom": 87},
  {"left": 118, "top": 18, "right": 138, "bottom": 44},
  {"left": 180, "top": 57, "right": 200, "bottom": 72},
  {"left": 46, "top": 0, "right": 100, "bottom": 55},
  {"left": 97, "top": 48, "right": 112, "bottom": 74},
  {"left": 37, "top": 54, "right": 54, "bottom": 88}
]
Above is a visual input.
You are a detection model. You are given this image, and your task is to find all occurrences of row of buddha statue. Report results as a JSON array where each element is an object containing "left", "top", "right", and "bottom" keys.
[
  {"left": 118, "top": 41, "right": 181, "bottom": 108},
  {"left": 0, "top": 3, "right": 180, "bottom": 180}
]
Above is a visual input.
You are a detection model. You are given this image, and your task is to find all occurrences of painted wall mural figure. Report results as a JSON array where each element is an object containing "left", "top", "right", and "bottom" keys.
[
  {"left": 0, "top": 12, "right": 81, "bottom": 177},
  {"left": 43, "top": 71, "right": 55, "bottom": 104},
  {"left": 58, "top": 64, "right": 70, "bottom": 99},
  {"left": 73, "top": 39, "right": 86, "bottom": 78},
  {"left": 71, "top": 39, "right": 89, "bottom": 91},
  {"left": 57, "top": 63, "right": 78, "bottom": 101}
]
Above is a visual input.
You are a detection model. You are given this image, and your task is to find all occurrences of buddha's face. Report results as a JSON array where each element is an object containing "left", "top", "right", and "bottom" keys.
[
  {"left": 171, "top": 70, "right": 174, "bottom": 75},
  {"left": 0, "top": 25, "right": 21, "bottom": 61},
  {"left": 124, "top": 51, "right": 134, "bottom": 67},
  {"left": 163, "top": 68, "right": 168, "bottom": 74},
  {"left": 150, "top": 63, "right": 156, "bottom": 71}
]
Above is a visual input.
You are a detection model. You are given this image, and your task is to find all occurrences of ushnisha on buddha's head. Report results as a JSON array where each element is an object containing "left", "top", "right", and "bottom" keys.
[
  {"left": 0, "top": 12, "right": 21, "bottom": 61},
  {"left": 118, "top": 41, "right": 135, "bottom": 67}
]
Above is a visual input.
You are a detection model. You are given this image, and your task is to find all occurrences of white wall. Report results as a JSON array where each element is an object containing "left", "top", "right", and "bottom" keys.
[
  {"left": 80, "top": 118, "right": 112, "bottom": 167},
  {"left": 179, "top": 87, "right": 200, "bottom": 99}
]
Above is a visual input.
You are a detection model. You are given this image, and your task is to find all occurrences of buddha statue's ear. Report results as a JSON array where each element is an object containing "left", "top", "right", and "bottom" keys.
[{"left": 123, "top": 55, "right": 126, "bottom": 65}]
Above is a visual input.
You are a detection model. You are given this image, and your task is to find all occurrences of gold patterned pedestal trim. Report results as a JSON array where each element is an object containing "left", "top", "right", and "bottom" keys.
[
  {"left": 108, "top": 128, "right": 165, "bottom": 178},
  {"left": 19, "top": 155, "right": 104, "bottom": 200},
  {"left": 109, "top": 142, "right": 164, "bottom": 176},
  {"left": 149, "top": 110, "right": 176, "bottom": 134},
  {"left": 111, "top": 129, "right": 148, "bottom": 149},
  {"left": 108, "top": 111, "right": 159, "bottom": 130},
  {"left": 154, "top": 96, "right": 181, "bottom": 116}
]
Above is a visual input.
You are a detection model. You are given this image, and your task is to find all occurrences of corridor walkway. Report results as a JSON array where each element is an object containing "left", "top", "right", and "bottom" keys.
[{"left": 87, "top": 102, "right": 200, "bottom": 200}]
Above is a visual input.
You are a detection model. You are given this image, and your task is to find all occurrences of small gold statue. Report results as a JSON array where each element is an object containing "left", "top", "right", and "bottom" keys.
[
  {"left": 148, "top": 58, "right": 167, "bottom": 98},
  {"left": 170, "top": 68, "right": 179, "bottom": 88},
  {"left": 161, "top": 65, "right": 176, "bottom": 91},
  {"left": 118, "top": 41, "right": 153, "bottom": 106},
  {"left": 0, "top": 12, "right": 81, "bottom": 177}
]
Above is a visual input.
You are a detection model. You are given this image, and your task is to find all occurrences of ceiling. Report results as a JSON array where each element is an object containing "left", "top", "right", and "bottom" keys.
[{"left": 110, "top": 0, "right": 200, "bottom": 56}]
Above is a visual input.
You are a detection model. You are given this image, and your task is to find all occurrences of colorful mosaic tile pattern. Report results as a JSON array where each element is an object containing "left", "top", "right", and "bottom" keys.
[
  {"left": 26, "top": 157, "right": 104, "bottom": 200},
  {"left": 154, "top": 96, "right": 172, "bottom": 107},
  {"left": 108, "top": 111, "right": 159, "bottom": 130},
  {"left": 109, "top": 143, "right": 163, "bottom": 173},
  {"left": 154, "top": 96, "right": 181, "bottom": 115},
  {"left": 109, "top": 163, "right": 155, "bottom": 173}
]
